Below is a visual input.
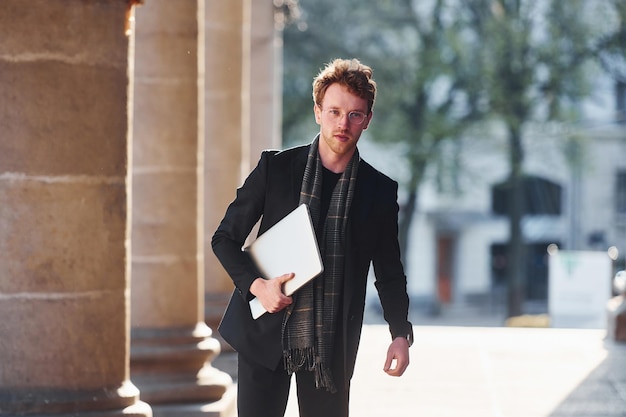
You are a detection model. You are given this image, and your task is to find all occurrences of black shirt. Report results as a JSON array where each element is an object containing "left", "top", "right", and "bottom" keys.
[{"left": 318, "top": 166, "right": 342, "bottom": 237}]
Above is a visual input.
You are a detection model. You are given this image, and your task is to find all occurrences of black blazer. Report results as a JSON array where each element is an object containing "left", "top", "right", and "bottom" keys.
[{"left": 212, "top": 143, "right": 412, "bottom": 380}]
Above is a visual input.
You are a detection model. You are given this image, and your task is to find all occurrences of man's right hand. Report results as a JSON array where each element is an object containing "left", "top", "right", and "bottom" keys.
[{"left": 249, "top": 273, "right": 295, "bottom": 313}]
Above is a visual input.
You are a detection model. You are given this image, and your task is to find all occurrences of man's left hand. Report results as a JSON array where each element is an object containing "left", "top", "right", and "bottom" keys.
[{"left": 383, "top": 336, "right": 410, "bottom": 377}]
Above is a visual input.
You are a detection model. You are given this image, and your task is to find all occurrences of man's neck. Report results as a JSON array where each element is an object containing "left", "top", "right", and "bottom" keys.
[{"left": 318, "top": 148, "right": 355, "bottom": 174}]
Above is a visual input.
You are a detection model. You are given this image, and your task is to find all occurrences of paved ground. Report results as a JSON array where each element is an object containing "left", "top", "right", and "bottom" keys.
[{"left": 213, "top": 305, "right": 626, "bottom": 417}]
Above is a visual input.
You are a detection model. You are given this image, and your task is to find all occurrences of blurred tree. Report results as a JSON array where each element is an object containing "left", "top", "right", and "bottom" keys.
[
  {"left": 593, "top": 0, "right": 626, "bottom": 121},
  {"left": 463, "top": 0, "right": 616, "bottom": 317}
]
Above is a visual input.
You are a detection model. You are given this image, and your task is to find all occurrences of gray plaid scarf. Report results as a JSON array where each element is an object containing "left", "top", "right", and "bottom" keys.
[{"left": 282, "top": 135, "right": 359, "bottom": 392}]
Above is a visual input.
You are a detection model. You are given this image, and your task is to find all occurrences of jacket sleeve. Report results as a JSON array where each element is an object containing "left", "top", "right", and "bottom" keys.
[
  {"left": 211, "top": 151, "right": 275, "bottom": 301},
  {"left": 372, "top": 180, "right": 414, "bottom": 342}
]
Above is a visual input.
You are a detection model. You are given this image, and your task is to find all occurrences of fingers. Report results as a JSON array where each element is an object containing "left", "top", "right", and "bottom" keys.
[
  {"left": 258, "top": 273, "right": 295, "bottom": 313},
  {"left": 276, "top": 272, "right": 295, "bottom": 284},
  {"left": 263, "top": 273, "right": 294, "bottom": 312},
  {"left": 383, "top": 337, "right": 410, "bottom": 377},
  {"left": 249, "top": 274, "right": 296, "bottom": 314},
  {"left": 264, "top": 295, "right": 292, "bottom": 313},
  {"left": 385, "top": 355, "right": 409, "bottom": 377},
  {"left": 383, "top": 353, "right": 394, "bottom": 373}
]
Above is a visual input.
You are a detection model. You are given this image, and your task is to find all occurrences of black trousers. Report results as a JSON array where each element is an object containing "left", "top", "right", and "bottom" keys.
[{"left": 237, "top": 353, "right": 350, "bottom": 417}]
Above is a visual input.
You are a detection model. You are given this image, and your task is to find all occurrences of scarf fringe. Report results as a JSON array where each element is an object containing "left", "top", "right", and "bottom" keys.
[
  {"left": 314, "top": 361, "right": 338, "bottom": 393},
  {"left": 284, "top": 347, "right": 315, "bottom": 374},
  {"left": 283, "top": 347, "right": 337, "bottom": 393}
]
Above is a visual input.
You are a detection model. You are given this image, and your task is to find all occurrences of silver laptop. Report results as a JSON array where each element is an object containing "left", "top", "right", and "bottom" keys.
[{"left": 245, "top": 204, "right": 324, "bottom": 319}]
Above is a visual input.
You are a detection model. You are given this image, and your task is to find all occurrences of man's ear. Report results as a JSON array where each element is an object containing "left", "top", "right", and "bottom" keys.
[
  {"left": 362, "top": 111, "right": 373, "bottom": 130},
  {"left": 313, "top": 104, "right": 322, "bottom": 125}
]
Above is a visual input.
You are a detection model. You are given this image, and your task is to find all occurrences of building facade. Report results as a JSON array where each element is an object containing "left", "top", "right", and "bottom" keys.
[{"left": 401, "top": 112, "right": 626, "bottom": 316}]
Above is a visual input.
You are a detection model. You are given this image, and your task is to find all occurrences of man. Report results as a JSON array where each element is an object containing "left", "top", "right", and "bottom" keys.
[{"left": 212, "top": 58, "right": 413, "bottom": 417}]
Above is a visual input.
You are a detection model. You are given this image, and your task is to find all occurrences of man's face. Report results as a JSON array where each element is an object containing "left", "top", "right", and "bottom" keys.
[{"left": 314, "top": 83, "right": 372, "bottom": 167}]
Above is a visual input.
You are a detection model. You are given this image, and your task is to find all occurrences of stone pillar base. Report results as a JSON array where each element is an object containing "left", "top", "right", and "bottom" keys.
[
  {"left": 131, "top": 323, "right": 233, "bottom": 406},
  {"left": 0, "top": 402, "right": 153, "bottom": 417},
  {"left": 132, "top": 365, "right": 233, "bottom": 406},
  {"left": 149, "top": 384, "right": 236, "bottom": 417},
  {"left": 0, "top": 382, "right": 151, "bottom": 416}
]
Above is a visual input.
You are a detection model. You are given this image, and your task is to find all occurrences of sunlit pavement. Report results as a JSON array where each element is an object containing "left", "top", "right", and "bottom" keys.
[
  {"left": 346, "top": 325, "right": 626, "bottom": 417},
  {"left": 214, "top": 322, "right": 626, "bottom": 417}
]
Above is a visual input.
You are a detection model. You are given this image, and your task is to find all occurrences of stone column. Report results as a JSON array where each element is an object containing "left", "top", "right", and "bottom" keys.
[
  {"left": 130, "top": 1, "right": 234, "bottom": 416},
  {"left": 248, "top": 0, "right": 282, "bottom": 159},
  {"left": 203, "top": 0, "right": 246, "bottom": 332},
  {"left": 203, "top": 0, "right": 282, "bottom": 333},
  {"left": 0, "top": 1, "right": 150, "bottom": 416}
]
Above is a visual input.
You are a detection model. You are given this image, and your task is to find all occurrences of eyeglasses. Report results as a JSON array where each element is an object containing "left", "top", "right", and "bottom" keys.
[{"left": 318, "top": 106, "right": 368, "bottom": 125}]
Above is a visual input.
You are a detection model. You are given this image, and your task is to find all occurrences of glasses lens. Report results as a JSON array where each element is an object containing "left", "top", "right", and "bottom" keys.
[
  {"left": 349, "top": 112, "right": 365, "bottom": 124},
  {"left": 321, "top": 108, "right": 366, "bottom": 125}
]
